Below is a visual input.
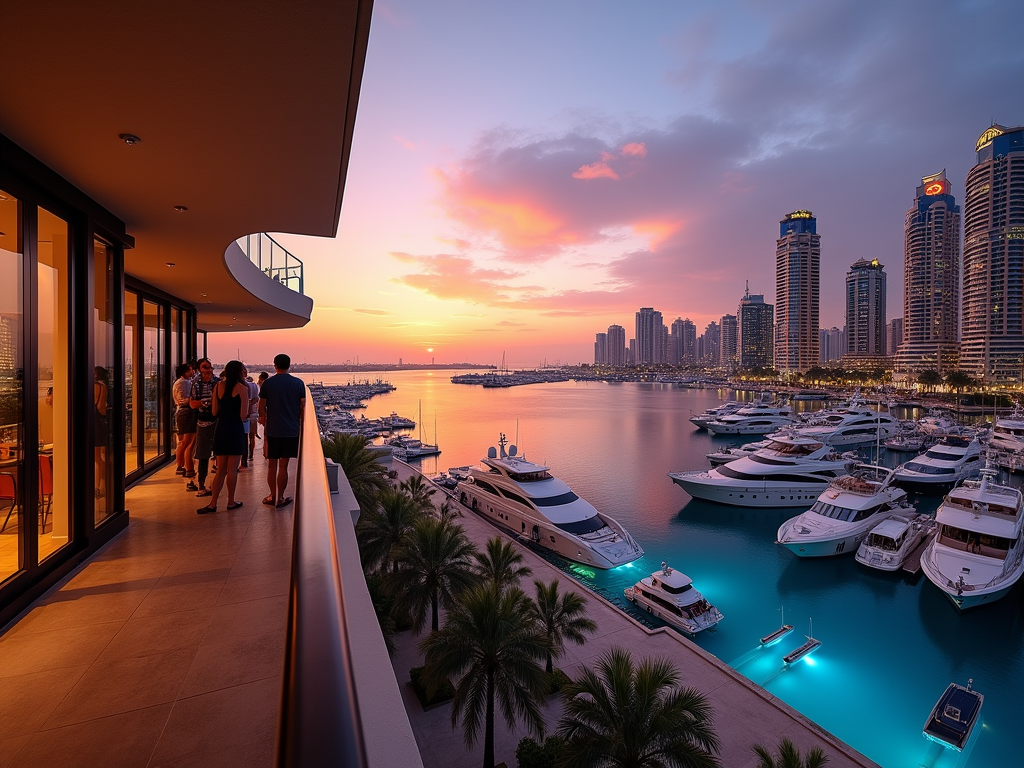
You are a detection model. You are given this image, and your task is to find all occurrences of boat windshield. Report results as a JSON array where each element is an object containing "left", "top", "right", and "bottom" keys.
[
  {"left": 507, "top": 470, "right": 552, "bottom": 482},
  {"left": 938, "top": 524, "right": 1011, "bottom": 556},
  {"left": 866, "top": 532, "right": 899, "bottom": 550},
  {"left": 810, "top": 501, "right": 882, "bottom": 522},
  {"left": 532, "top": 491, "right": 580, "bottom": 507},
  {"left": 904, "top": 462, "right": 955, "bottom": 475},
  {"left": 765, "top": 440, "right": 821, "bottom": 455},
  {"left": 554, "top": 515, "right": 607, "bottom": 535},
  {"left": 660, "top": 582, "right": 693, "bottom": 595}
]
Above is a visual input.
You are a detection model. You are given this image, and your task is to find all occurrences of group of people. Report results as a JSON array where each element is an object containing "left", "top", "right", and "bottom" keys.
[{"left": 171, "top": 353, "right": 306, "bottom": 515}]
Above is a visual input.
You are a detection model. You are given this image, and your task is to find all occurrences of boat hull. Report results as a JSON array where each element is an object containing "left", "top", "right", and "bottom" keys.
[
  {"left": 669, "top": 473, "right": 826, "bottom": 508},
  {"left": 778, "top": 531, "right": 866, "bottom": 557},
  {"left": 920, "top": 550, "right": 1023, "bottom": 611},
  {"left": 624, "top": 591, "right": 723, "bottom": 635},
  {"left": 891, "top": 476, "right": 958, "bottom": 495}
]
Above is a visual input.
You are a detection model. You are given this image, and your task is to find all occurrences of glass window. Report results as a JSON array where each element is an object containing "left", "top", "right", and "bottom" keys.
[
  {"left": 125, "top": 290, "right": 139, "bottom": 474},
  {"left": 142, "top": 300, "right": 163, "bottom": 464},
  {"left": 94, "top": 239, "right": 115, "bottom": 524},
  {"left": 0, "top": 188, "right": 24, "bottom": 583},
  {"left": 37, "top": 207, "right": 71, "bottom": 562}
]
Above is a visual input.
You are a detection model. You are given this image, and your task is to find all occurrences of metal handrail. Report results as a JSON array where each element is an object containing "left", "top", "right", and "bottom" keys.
[
  {"left": 238, "top": 233, "right": 305, "bottom": 295},
  {"left": 276, "top": 387, "right": 367, "bottom": 768}
]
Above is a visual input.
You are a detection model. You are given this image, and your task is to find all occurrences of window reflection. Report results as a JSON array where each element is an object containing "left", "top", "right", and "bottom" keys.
[
  {"left": 0, "top": 189, "right": 23, "bottom": 583},
  {"left": 94, "top": 239, "right": 115, "bottom": 523},
  {"left": 125, "top": 291, "right": 139, "bottom": 474}
]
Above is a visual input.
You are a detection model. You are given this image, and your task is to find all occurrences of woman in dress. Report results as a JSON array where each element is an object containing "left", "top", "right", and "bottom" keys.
[{"left": 197, "top": 360, "right": 249, "bottom": 514}]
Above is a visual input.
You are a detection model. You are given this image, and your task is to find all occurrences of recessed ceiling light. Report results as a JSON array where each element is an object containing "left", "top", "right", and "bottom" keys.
[
  {"left": 173, "top": 205, "right": 188, "bottom": 212},
  {"left": 200, "top": 293, "right": 208, "bottom": 297},
  {"left": 118, "top": 133, "right": 141, "bottom": 145},
  {"left": 165, "top": 262, "right": 176, "bottom": 267}
]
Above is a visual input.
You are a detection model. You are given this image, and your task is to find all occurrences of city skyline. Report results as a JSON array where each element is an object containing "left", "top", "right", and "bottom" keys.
[{"left": 208, "top": 1, "right": 1024, "bottom": 368}]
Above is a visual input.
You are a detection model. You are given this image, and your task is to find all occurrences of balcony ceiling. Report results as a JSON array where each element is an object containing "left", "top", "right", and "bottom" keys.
[{"left": 0, "top": 1, "right": 372, "bottom": 332}]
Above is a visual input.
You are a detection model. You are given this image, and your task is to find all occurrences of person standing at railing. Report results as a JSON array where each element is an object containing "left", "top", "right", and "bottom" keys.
[{"left": 258, "top": 353, "right": 305, "bottom": 509}]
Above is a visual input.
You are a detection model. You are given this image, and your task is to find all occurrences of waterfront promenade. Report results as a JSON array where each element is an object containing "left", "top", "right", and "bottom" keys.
[{"left": 389, "top": 459, "right": 881, "bottom": 768}]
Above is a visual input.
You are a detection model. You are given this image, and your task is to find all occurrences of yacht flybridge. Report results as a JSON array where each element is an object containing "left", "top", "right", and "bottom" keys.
[
  {"left": 669, "top": 434, "right": 856, "bottom": 508},
  {"left": 704, "top": 402, "right": 796, "bottom": 436},
  {"left": 893, "top": 436, "right": 983, "bottom": 494},
  {"left": 456, "top": 434, "right": 643, "bottom": 569},
  {"left": 778, "top": 397, "right": 900, "bottom": 447},
  {"left": 920, "top": 468, "right": 1024, "bottom": 611}
]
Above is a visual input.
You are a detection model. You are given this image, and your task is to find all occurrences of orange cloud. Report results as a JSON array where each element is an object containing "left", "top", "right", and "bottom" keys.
[
  {"left": 621, "top": 142, "right": 647, "bottom": 157},
  {"left": 572, "top": 162, "right": 619, "bottom": 180},
  {"left": 457, "top": 196, "right": 578, "bottom": 250},
  {"left": 631, "top": 219, "right": 683, "bottom": 250}
]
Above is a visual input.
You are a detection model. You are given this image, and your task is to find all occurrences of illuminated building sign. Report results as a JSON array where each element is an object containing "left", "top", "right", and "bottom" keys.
[
  {"left": 976, "top": 126, "right": 1005, "bottom": 152},
  {"left": 787, "top": 210, "right": 812, "bottom": 219},
  {"left": 925, "top": 180, "right": 948, "bottom": 196}
]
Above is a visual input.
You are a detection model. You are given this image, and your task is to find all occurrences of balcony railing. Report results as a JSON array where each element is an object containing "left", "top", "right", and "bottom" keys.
[{"left": 238, "top": 233, "right": 304, "bottom": 295}]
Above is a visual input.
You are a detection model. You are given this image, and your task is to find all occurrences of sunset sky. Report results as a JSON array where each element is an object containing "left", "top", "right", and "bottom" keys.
[{"left": 212, "top": 0, "right": 1024, "bottom": 368}]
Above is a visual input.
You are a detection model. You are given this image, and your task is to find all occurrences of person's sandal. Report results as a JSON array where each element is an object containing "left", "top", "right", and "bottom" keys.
[
  {"left": 197, "top": 506, "right": 216, "bottom": 515},
  {"left": 226, "top": 501, "right": 243, "bottom": 510},
  {"left": 196, "top": 489, "right": 212, "bottom": 498},
  {"left": 185, "top": 481, "right": 198, "bottom": 492}
]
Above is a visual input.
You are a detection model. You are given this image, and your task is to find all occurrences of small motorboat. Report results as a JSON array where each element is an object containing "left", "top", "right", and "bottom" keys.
[
  {"left": 782, "top": 619, "right": 821, "bottom": 664},
  {"left": 759, "top": 605, "right": 794, "bottom": 646},
  {"left": 855, "top": 512, "right": 934, "bottom": 572},
  {"left": 624, "top": 562, "right": 723, "bottom": 635},
  {"left": 923, "top": 679, "right": 983, "bottom": 751}
]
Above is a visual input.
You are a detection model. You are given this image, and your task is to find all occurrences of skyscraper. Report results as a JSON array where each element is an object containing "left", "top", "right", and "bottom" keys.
[
  {"left": 701, "top": 321, "right": 720, "bottom": 363},
  {"left": 775, "top": 210, "right": 820, "bottom": 373},
  {"left": 635, "top": 307, "right": 663, "bottom": 365},
  {"left": 960, "top": 125, "right": 1024, "bottom": 383},
  {"left": 719, "top": 314, "right": 737, "bottom": 367},
  {"left": 887, "top": 318, "right": 904, "bottom": 357},
  {"left": 737, "top": 287, "right": 774, "bottom": 369},
  {"left": 894, "top": 170, "right": 960, "bottom": 374},
  {"left": 845, "top": 258, "right": 887, "bottom": 356},
  {"left": 594, "top": 332, "right": 608, "bottom": 365},
  {"left": 819, "top": 327, "right": 846, "bottom": 363},
  {"left": 607, "top": 324, "right": 626, "bottom": 366}
]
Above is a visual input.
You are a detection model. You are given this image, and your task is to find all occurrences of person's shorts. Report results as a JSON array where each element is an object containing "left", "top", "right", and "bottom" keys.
[
  {"left": 175, "top": 408, "right": 197, "bottom": 435},
  {"left": 266, "top": 435, "right": 300, "bottom": 460}
]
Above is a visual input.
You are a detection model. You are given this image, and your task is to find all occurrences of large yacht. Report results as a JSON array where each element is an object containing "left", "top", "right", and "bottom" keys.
[
  {"left": 689, "top": 400, "right": 745, "bottom": 430},
  {"left": 624, "top": 562, "right": 723, "bottom": 635},
  {"left": 668, "top": 434, "right": 856, "bottom": 508},
  {"left": 920, "top": 468, "right": 1024, "bottom": 611},
  {"left": 779, "top": 399, "right": 900, "bottom": 447},
  {"left": 456, "top": 434, "right": 643, "bottom": 569},
  {"left": 985, "top": 405, "right": 1024, "bottom": 472},
  {"left": 704, "top": 402, "right": 797, "bottom": 436},
  {"left": 776, "top": 465, "right": 912, "bottom": 557},
  {"left": 892, "top": 436, "right": 983, "bottom": 494}
]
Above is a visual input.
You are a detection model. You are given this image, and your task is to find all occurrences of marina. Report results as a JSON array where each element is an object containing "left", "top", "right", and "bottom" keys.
[{"left": 310, "top": 370, "right": 1023, "bottom": 768}]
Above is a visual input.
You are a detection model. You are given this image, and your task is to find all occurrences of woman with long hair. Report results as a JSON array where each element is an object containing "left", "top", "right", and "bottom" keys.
[{"left": 197, "top": 360, "right": 249, "bottom": 514}]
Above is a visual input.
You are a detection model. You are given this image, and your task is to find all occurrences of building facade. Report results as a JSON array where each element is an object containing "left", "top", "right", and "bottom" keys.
[
  {"left": 894, "top": 170, "right": 961, "bottom": 374},
  {"left": 845, "top": 258, "right": 887, "bottom": 356},
  {"left": 819, "top": 327, "right": 846, "bottom": 364},
  {"left": 700, "top": 321, "right": 720, "bottom": 363},
  {"left": 887, "top": 318, "right": 904, "bottom": 357},
  {"left": 607, "top": 324, "right": 626, "bottom": 366},
  {"left": 775, "top": 210, "right": 820, "bottom": 373},
  {"left": 737, "top": 288, "right": 774, "bottom": 369},
  {"left": 960, "top": 125, "right": 1024, "bottom": 383},
  {"left": 635, "top": 307, "right": 664, "bottom": 365},
  {"left": 719, "top": 314, "right": 737, "bottom": 367},
  {"left": 594, "top": 332, "right": 608, "bottom": 365}
]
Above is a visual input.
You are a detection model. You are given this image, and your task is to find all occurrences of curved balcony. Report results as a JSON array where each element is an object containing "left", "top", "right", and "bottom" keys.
[{"left": 219, "top": 235, "right": 314, "bottom": 332}]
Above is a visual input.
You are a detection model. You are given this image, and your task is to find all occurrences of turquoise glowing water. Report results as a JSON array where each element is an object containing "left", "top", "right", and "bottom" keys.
[{"left": 312, "top": 371, "right": 1023, "bottom": 768}]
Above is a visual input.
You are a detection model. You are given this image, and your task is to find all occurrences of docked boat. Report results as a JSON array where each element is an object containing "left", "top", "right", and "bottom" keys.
[
  {"left": 918, "top": 411, "right": 959, "bottom": 436},
  {"left": 705, "top": 402, "right": 797, "bottom": 436},
  {"left": 893, "top": 436, "right": 983, "bottom": 494},
  {"left": 782, "top": 619, "right": 821, "bottom": 664},
  {"left": 623, "top": 562, "right": 723, "bottom": 634},
  {"left": 920, "top": 468, "right": 1024, "bottom": 610},
  {"left": 705, "top": 440, "right": 768, "bottom": 467},
  {"left": 669, "top": 434, "right": 856, "bottom": 508},
  {"left": 689, "top": 400, "right": 745, "bottom": 430},
  {"left": 759, "top": 606, "right": 794, "bottom": 646},
  {"left": 855, "top": 512, "right": 934, "bottom": 571},
  {"left": 780, "top": 398, "right": 901, "bottom": 447},
  {"left": 884, "top": 430, "right": 927, "bottom": 452},
  {"left": 985, "top": 404, "right": 1024, "bottom": 472},
  {"left": 777, "top": 465, "right": 912, "bottom": 557},
  {"left": 456, "top": 433, "right": 643, "bottom": 569},
  {"left": 923, "top": 679, "right": 983, "bottom": 752},
  {"left": 387, "top": 435, "right": 441, "bottom": 459}
]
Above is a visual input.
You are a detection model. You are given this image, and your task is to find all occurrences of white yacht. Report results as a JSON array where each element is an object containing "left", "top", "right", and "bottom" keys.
[
  {"left": 689, "top": 400, "right": 745, "bottom": 430},
  {"left": 985, "top": 405, "right": 1024, "bottom": 472},
  {"left": 779, "top": 400, "right": 900, "bottom": 447},
  {"left": 705, "top": 403, "right": 797, "bottom": 436},
  {"left": 777, "top": 466, "right": 913, "bottom": 557},
  {"left": 855, "top": 511, "right": 934, "bottom": 572},
  {"left": 918, "top": 411, "right": 959, "bottom": 436},
  {"left": 705, "top": 439, "right": 769, "bottom": 467},
  {"left": 456, "top": 434, "right": 643, "bottom": 569},
  {"left": 893, "top": 436, "right": 983, "bottom": 494},
  {"left": 920, "top": 469, "right": 1024, "bottom": 611},
  {"left": 668, "top": 434, "right": 856, "bottom": 508},
  {"left": 624, "top": 562, "right": 723, "bottom": 634},
  {"left": 387, "top": 435, "right": 441, "bottom": 459}
]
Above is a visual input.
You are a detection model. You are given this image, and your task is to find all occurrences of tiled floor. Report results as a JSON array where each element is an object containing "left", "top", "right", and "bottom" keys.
[{"left": 0, "top": 454, "right": 293, "bottom": 768}]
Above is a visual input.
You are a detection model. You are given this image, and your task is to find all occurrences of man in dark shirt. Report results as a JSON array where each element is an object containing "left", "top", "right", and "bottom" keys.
[{"left": 258, "top": 353, "right": 306, "bottom": 508}]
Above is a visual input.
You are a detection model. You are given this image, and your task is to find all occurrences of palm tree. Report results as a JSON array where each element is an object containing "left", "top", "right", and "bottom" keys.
[
  {"left": 557, "top": 647, "right": 721, "bottom": 768},
  {"left": 474, "top": 536, "right": 532, "bottom": 588},
  {"left": 355, "top": 487, "right": 423, "bottom": 574},
  {"left": 321, "top": 432, "right": 390, "bottom": 512},
  {"left": 752, "top": 738, "right": 828, "bottom": 768},
  {"left": 394, "top": 516, "right": 478, "bottom": 632},
  {"left": 420, "top": 584, "right": 550, "bottom": 768},
  {"left": 527, "top": 579, "right": 596, "bottom": 674},
  {"left": 400, "top": 473, "right": 437, "bottom": 513},
  {"left": 438, "top": 499, "right": 462, "bottom": 521}
]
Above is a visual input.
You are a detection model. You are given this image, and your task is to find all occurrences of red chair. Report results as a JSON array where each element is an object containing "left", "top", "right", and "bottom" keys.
[
  {"left": 39, "top": 455, "right": 53, "bottom": 532},
  {"left": 0, "top": 472, "right": 17, "bottom": 533}
]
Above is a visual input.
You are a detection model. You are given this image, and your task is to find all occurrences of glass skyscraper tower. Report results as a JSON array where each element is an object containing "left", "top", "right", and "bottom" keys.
[
  {"left": 775, "top": 210, "right": 820, "bottom": 373},
  {"left": 961, "top": 125, "right": 1024, "bottom": 383}
]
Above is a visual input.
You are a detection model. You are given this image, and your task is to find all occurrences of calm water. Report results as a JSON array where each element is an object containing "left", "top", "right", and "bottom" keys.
[{"left": 308, "top": 370, "right": 1024, "bottom": 768}]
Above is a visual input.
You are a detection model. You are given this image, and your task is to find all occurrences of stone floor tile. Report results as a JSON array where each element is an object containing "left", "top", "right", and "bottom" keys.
[
  {"left": 179, "top": 627, "right": 284, "bottom": 697},
  {"left": 215, "top": 568, "right": 289, "bottom": 606},
  {"left": 0, "top": 621, "right": 120, "bottom": 678},
  {"left": 96, "top": 608, "right": 214, "bottom": 662},
  {"left": 201, "top": 595, "right": 288, "bottom": 644},
  {"left": 0, "top": 665, "right": 89, "bottom": 738}
]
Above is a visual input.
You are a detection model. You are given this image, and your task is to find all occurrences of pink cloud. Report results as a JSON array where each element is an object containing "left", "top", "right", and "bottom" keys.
[
  {"left": 393, "top": 134, "right": 417, "bottom": 150},
  {"left": 621, "top": 142, "right": 647, "bottom": 158},
  {"left": 572, "top": 162, "right": 620, "bottom": 180}
]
